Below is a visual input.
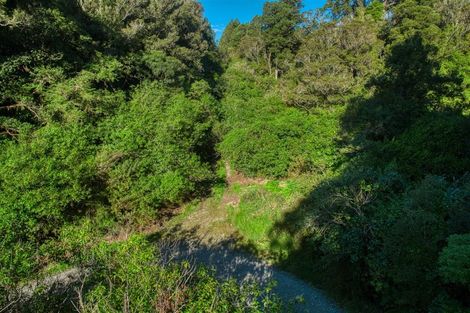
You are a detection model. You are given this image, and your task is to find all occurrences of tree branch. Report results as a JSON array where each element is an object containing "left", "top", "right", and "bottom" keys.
[{"left": 0, "top": 102, "right": 40, "bottom": 120}]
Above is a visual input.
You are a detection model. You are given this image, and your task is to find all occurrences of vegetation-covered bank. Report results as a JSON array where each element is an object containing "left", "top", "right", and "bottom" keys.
[
  {"left": 0, "top": 0, "right": 283, "bottom": 311},
  {"left": 215, "top": 0, "right": 470, "bottom": 312}
]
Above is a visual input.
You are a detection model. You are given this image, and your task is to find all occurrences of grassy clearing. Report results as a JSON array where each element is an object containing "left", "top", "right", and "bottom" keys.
[
  {"left": 227, "top": 181, "right": 297, "bottom": 254},
  {"left": 168, "top": 170, "right": 327, "bottom": 261}
]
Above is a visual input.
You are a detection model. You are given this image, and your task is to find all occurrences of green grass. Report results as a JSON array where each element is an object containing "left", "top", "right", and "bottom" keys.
[
  {"left": 167, "top": 201, "right": 201, "bottom": 228},
  {"left": 166, "top": 171, "right": 330, "bottom": 261},
  {"left": 227, "top": 179, "right": 306, "bottom": 255},
  {"left": 168, "top": 183, "right": 227, "bottom": 227},
  {"left": 41, "top": 262, "right": 72, "bottom": 277},
  {"left": 264, "top": 180, "right": 299, "bottom": 197}
]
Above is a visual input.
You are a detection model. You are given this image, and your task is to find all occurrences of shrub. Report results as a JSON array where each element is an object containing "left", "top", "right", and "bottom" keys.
[
  {"left": 219, "top": 66, "right": 343, "bottom": 178},
  {"left": 99, "top": 81, "right": 216, "bottom": 223},
  {"left": 0, "top": 123, "right": 96, "bottom": 284},
  {"left": 78, "top": 236, "right": 284, "bottom": 313},
  {"left": 439, "top": 234, "right": 470, "bottom": 288},
  {"left": 376, "top": 112, "right": 470, "bottom": 178}
]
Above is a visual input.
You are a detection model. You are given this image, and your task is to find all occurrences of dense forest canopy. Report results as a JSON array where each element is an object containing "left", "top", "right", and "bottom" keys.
[{"left": 0, "top": 0, "right": 469, "bottom": 312}]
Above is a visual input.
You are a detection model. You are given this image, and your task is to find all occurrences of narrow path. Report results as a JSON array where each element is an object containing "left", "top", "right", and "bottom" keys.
[{"left": 169, "top": 163, "right": 345, "bottom": 312}]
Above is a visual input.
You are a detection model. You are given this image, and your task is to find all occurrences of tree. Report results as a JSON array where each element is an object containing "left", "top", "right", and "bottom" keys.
[
  {"left": 0, "top": 0, "right": 221, "bottom": 289},
  {"left": 219, "top": 19, "right": 243, "bottom": 58},
  {"left": 0, "top": 123, "right": 96, "bottom": 284},
  {"left": 349, "top": 0, "right": 468, "bottom": 140},
  {"left": 79, "top": 0, "right": 217, "bottom": 80},
  {"left": 323, "top": 0, "right": 370, "bottom": 19},
  {"left": 436, "top": 0, "right": 470, "bottom": 53},
  {"left": 281, "top": 14, "right": 383, "bottom": 107},
  {"left": 439, "top": 234, "right": 470, "bottom": 288},
  {"left": 261, "top": 0, "right": 303, "bottom": 78},
  {"left": 365, "top": 0, "right": 385, "bottom": 21}
]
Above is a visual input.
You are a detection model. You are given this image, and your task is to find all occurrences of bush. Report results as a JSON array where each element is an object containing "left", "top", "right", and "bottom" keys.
[
  {"left": 439, "top": 234, "right": 470, "bottom": 288},
  {"left": 78, "top": 236, "right": 284, "bottom": 313},
  {"left": 0, "top": 124, "right": 96, "bottom": 285},
  {"left": 376, "top": 112, "right": 470, "bottom": 178},
  {"left": 220, "top": 106, "right": 342, "bottom": 178},
  {"left": 219, "top": 66, "right": 343, "bottom": 178},
  {"left": 282, "top": 165, "right": 470, "bottom": 312},
  {"left": 99, "top": 81, "right": 217, "bottom": 223}
]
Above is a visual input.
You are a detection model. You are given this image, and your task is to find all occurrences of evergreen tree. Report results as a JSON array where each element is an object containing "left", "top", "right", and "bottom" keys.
[
  {"left": 261, "top": 0, "right": 303, "bottom": 78},
  {"left": 323, "top": 0, "right": 370, "bottom": 19}
]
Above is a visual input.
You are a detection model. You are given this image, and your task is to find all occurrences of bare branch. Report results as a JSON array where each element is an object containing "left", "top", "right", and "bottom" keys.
[{"left": 0, "top": 102, "right": 40, "bottom": 120}]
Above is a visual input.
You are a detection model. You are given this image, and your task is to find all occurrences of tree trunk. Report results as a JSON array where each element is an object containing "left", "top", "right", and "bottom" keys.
[{"left": 266, "top": 51, "right": 273, "bottom": 76}]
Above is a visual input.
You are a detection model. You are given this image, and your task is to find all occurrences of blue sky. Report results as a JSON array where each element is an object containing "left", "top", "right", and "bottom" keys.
[{"left": 199, "top": 0, "right": 327, "bottom": 40}]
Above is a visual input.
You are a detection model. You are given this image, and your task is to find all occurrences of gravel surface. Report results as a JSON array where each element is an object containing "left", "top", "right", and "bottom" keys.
[{"left": 167, "top": 239, "right": 345, "bottom": 313}]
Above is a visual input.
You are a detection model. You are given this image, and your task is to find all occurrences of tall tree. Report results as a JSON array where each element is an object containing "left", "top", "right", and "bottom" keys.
[
  {"left": 323, "top": 0, "right": 400, "bottom": 19},
  {"left": 323, "top": 0, "right": 369, "bottom": 19},
  {"left": 281, "top": 12, "right": 383, "bottom": 108},
  {"left": 219, "top": 19, "right": 242, "bottom": 58},
  {"left": 261, "top": 0, "right": 303, "bottom": 78}
]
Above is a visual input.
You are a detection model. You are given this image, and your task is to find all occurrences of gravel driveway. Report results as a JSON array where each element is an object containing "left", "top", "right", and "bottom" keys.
[{"left": 167, "top": 239, "right": 345, "bottom": 313}]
